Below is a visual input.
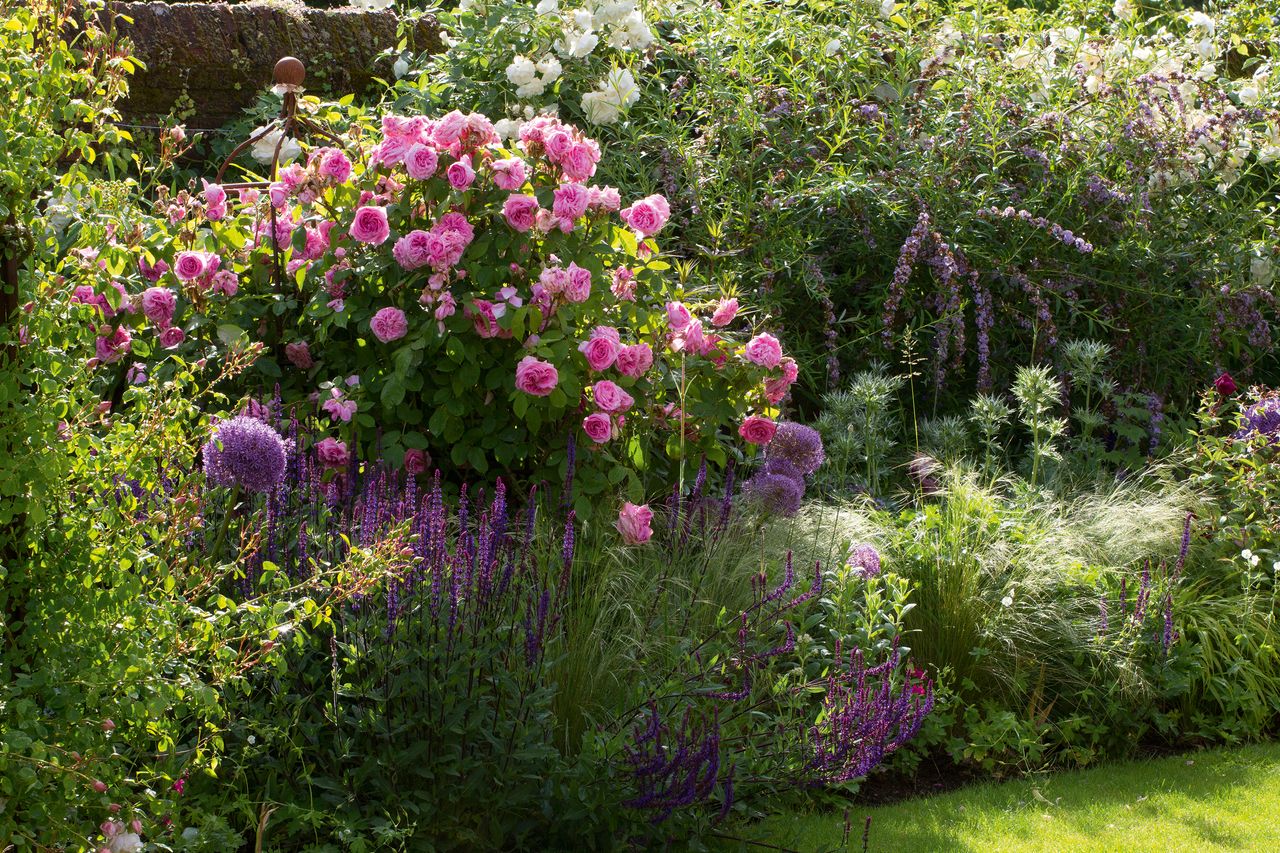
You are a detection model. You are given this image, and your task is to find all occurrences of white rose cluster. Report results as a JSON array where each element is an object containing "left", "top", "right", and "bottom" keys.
[
  {"left": 505, "top": 53, "right": 563, "bottom": 98},
  {"left": 581, "top": 67, "right": 640, "bottom": 125}
]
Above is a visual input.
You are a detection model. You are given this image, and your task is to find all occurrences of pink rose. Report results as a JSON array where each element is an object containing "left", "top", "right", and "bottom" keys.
[
  {"left": 665, "top": 301, "right": 693, "bottom": 332},
  {"left": 403, "top": 447, "right": 431, "bottom": 475},
  {"left": 743, "top": 332, "right": 783, "bottom": 368},
  {"left": 140, "top": 286, "right": 176, "bottom": 325},
  {"left": 139, "top": 257, "right": 169, "bottom": 282},
  {"left": 404, "top": 143, "right": 440, "bottom": 180},
  {"left": 393, "top": 230, "right": 433, "bottom": 271},
  {"left": 578, "top": 336, "right": 620, "bottom": 372},
  {"left": 447, "top": 155, "right": 476, "bottom": 190},
  {"left": 210, "top": 270, "right": 239, "bottom": 296},
  {"left": 318, "top": 148, "right": 353, "bottom": 183},
  {"left": 611, "top": 267, "right": 636, "bottom": 301},
  {"left": 94, "top": 327, "right": 131, "bottom": 363},
  {"left": 322, "top": 390, "right": 358, "bottom": 422},
  {"left": 592, "top": 325, "right": 620, "bottom": 344},
  {"left": 316, "top": 437, "right": 350, "bottom": 469},
  {"left": 564, "top": 262, "right": 592, "bottom": 303},
  {"left": 285, "top": 341, "right": 313, "bottom": 369},
  {"left": 468, "top": 299, "right": 502, "bottom": 338},
  {"left": 552, "top": 182, "right": 591, "bottom": 222},
  {"left": 371, "top": 306, "right": 409, "bottom": 343},
  {"left": 588, "top": 186, "right": 621, "bottom": 213},
  {"left": 544, "top": 130, "right": 573, "bottom": 162},
  {"left": 561, "top": 141, "right": 600, "bottom": 182},
  {"left": 433, "top": 110, "right": 468, "bottom": 146},
  {"left": 711, "top": 297, "right": 740, "bottom": 327},
  {"left": 738, "top": 415, "right": 777, "bottom": 445},
  {"left": 159, "top": 326, "right": 185, "bottom": 349},
  {"left": 202, "top": 179, "right": 227, "bottom": 220},
  {"left": 620, "top": 194, "right": 671, "bottom": 238},
  {"left": 491, "top": 157, "right": 528, "bottom": 191},
  {"left": 350, "top": 206, "right": 390, "bottom": 245},
  {"left": 173, "top": 251, "right": 210, "bottom": 282},
  {"left": 582, "top": 412, "right": 614, "bottom": 444},
  {"left": 765, "top": 357, "right": 799, "bottom": 404},
  {"left": 615, "top": 502, "right": 654, "bottom": 545},
  {"left": 615, "top": 343, "right": 653, "bottom": 378},
  {"left": 514, "top": 355, "right": 558, "bottom": 396},
  {"left": 502, "top": 194, "right": 540, "bottom": 233},
  {"left": 593, "top": 380, "right": 634, "bottom": 413}
]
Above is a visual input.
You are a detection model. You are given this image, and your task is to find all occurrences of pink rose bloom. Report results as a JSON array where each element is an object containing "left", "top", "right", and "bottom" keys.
[
  {"left": 434, "top": 292, "right": 457, "bottom": 326},
  {"left": 665, "top": 301, "right": 693, "bottom": 332},
  {"left": 139, "top": 257, "right": 169, "bottom": 282},
  {"left": 468, "top": 299, "right": 502, "bottom": 338},
  {"left": 564, "top": 263, "right": 592, "bottom": 303},
  {"left": 447, "top": 155, "right": 476, "bottom": 190},
  {"left": 711, "top": 297, "right": 740, "bottom": 327},
  {"left": 140, "top": 286, "right": 176, "bottom": 325},
  {"left": 159, "top": 326, "right": 185, "bottom": 349},
  {"left": 317, "top": 148, "right": 353, "bottom": 183},
  {"left": 404, "top": 143, "right": 440, "bottom": 180},
  {"left": 552, "top": 183, "right": 591, "bottom": 222},
  {"left": 393, "top": 230, "right": 433, "bottom": 271},
  {"left": 592, "top": 325, "right": 621, "bottom": 344},
  {"left": 615, "top": 343, "right": 653, "bottom": 378},
  {"left": 611, "top": 267, "right": 636, "bottom": 301},
  {"left": 561, "top": 141, "right": 600, "bottom": 182},
  {"left": 578, "top": 335, "right": 620, "bottom": 372},
  {"left": 544, "top": 130, "right": 573, "bottom": 162},
  {"left": 582, "top": 412, "right": 614, "bottom": 444},
  {"left": 350, "top": 206, "right": 390, "bottom": 245},
  {"left": 620, "top": 194, "right": 671, "bottom": 238},
  {"left": 403, "top": 447, "right": 431, "bottom": 475},
  {"left": 615, "top": 502, "right": 654, "bottom": 545},
  {"left": 126, "top": 362, "right": 147, "bottom": 384},
  {"left": 514, "top": 355, "right": 559, "bottom": 396},
  {"left": 210, "top": 270, "right": 239, "bottom": 296},
  {"left": 743, "top": 332, "right": 783, "bottom": 369},
  {"left": 738, "top": 415, "right": 777, "bottom": 445},
  {"left": 491, "top": 157, "right": 528, "bottom": 191},
  {"left": 371, "top": 306, "right": 409, "bottom": 343},
  {"left": 433, "top": 110, "right": 468, "bottom": 146},
  {"left": 502, "top": 194, "right": 540, "bottom": 233},
  {"left": 765, "top": 357, "right": 799, "bottom": 404},
  {"left": 285, "top": 341, "right": 313, "bottom": 369},
  {"left": 202, "top": 179, "right": 227, "bottom": 221},
  {"left": 588, "top": 186, "right": 621, "bottom": 213},
  {"left": 322, "top": 390, "right": 358, "bottom": 422},
  {"left": 315, "top": 437, "right": 350, "bottom": 469},
  {"left": 94, "top": 327, "right": 131, "bottom": 363},
  {"left": 593, "top": 380, "right": 634, "bottom": 413},
  {"left": 174, "top": 251, "right": 210, "bottom": 282}
]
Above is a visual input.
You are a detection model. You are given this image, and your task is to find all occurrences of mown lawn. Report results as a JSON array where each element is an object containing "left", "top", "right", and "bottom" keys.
[{"left": 737, "top": 743, "right": 1280, "bottom": 852}]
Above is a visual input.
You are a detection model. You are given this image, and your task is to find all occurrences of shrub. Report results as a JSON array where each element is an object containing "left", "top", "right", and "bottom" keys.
[{"left": 55, "top": 109, "right": 799, "bottom": 518}]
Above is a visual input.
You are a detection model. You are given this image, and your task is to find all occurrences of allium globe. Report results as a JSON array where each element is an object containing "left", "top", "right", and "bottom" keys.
[
  {"left": 742, "top": 470, "right": 805, "bottom": 517},
  {"left": 202, "top": 416, "right": 289, "bottom": 493},
  {"left": 764, "top": 422, "right": 825, "bottom": 475}
]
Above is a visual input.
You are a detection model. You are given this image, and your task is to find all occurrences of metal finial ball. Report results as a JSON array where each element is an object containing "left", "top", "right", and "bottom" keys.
[{"left": 274, "top": 56, "right": 305, "bottom": 88}]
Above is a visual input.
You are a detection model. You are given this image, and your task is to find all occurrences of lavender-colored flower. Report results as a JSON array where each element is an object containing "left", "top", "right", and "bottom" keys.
[
  {"left": 845, "top": 544, "right": 881, "bottom": 578},
  {"left": 1234, "top": 395, "right": 1280, "bottom": 444},
  {"left": 202, "top": 416, "right": 288, "bottom": 493},
  {"left": 742, "top": 470, "right": 804, "bottom": 516},
  {"left": 765, "top": 422, "right": 825, "bottom": 475}
]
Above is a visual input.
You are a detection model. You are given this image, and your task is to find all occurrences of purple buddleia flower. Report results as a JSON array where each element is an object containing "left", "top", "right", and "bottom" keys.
[{"left": 202, "top": 416, "right": 288, "bottom": 493}]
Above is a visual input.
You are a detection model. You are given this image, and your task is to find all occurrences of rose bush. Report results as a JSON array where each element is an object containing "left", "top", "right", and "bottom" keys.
[{"left": 54, "top": 110, "right": 796, "bottom": 513}]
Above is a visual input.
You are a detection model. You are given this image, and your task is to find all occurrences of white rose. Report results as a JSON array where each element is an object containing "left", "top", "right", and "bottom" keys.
[
  {"left": 824, "top": 39, "right": 841, "bottom": 58},
  {"left": 536, "top": 54, "right": 562, "bottom": 82},
  {"left": 570, "top": 31, "right": 600, "bottom": 58},
  {"left": 250, "top": 127, "right": 301, "bottom": 166},
  {"left": 505, "top": 55, "right": 538, "bottom": 86},
  {"left": 109, "top": 834, "right": 143, "bottom": 853},
  {"left": 1239, "top": 85, "right": 1260, "bottom": 105},
  {"left": 516, "top": 78, "right": 547, "bottom": 98},
  {"left": 1188, "top": 11, "right": 1215, "bottom": 37},
  {"left": 582, "top": 91, "right": 621, "bottom": 124},
  {"left": 573, "top": 9, "right": 594, "bottom": 29},
  {"left": 494, "top": 118, "right": 522, "bottom": 141},
  {"left": 393, "top": 57, "right": 409, "bottom": 79},
  {"left": 535, "top": 0, "right": 558, "bottom": 14},
  {"left": 1112, "top": 0, "right": 1134, "bottom": 20},
  {"left": 1251, "top": 255, "right": 1274, "bottom": 286}
]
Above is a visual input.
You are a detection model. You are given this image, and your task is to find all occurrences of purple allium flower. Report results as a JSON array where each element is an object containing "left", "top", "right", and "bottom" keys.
[
  {"left": 765, "top": 422, "right": 825, "bottom": 475},
  {"left": 743, "top": 470, "right": 804, "bottom": 517},
  {"left": 203, "top": 416, "right": 288, "bottom": 493},
  {"left": 846, "top": 544, "right": 881, "bottom": 578},
  {"left": 1234, "top": 394, "right": 1280, "bottom": 444}
]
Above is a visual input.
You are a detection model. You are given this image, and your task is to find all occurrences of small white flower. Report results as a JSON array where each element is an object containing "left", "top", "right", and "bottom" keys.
[
  {"left": 1188, "top": 11, "right": 1216, "bottom": 37},
  {"left": 1250, "top": 255, "right": 1274, "bottom": 286},
  {"left": 108, "top": 834, "right": 143, "bottom": 853},
  {"left": 573, "top": 9, "right": 594, "bottom": 29},
  {"left": 247, "top": 734, "right": 257, "bottom": 744},
  {"left": 879, "top": 0, "right": 895, "bottom": 19},
  {"left": 569, "top": 30, "right": 600, "bottom": 58},
  {"left": 494, "top": 118, "right": 522, "bottom": 141},
  {"left": 1239, "top": 85, "right": 1260, "bottom": 105},
  {"left": 1001, "top": 594, "right": 1014, "bottom": 607},
  {"left": 1112, "top": 0, "right": 1135, "bottom": 20},
  {"left": 536, "top": 54, "right": 562, "bottom": 83},
  {"left": 393, "top": 57, "right": 409, "bottom": 79},
  {"left": 1242, "top": 549, "right": 1260, "bottom": 567},
  {"left": 824, "top": 38, "right": 842, "bottom": 58},
  {"left": 535, "top": 0, "right": 558, "bottom": 14}
]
